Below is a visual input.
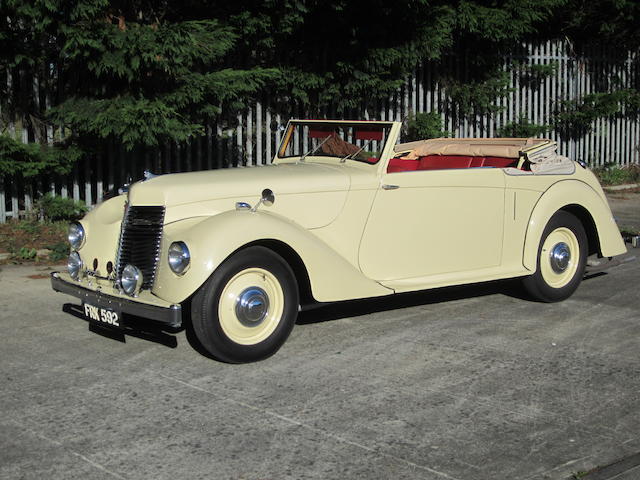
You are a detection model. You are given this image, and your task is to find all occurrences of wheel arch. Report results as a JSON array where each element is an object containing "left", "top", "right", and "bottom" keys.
[
  {"left": 236, "top": 239, "right": 314, "bottom": 306},
  {"left": 522, "top": 180, "right": 626, "bottom": 271},
  {"left": 559, "top": 204, "right": 599, "bottom": 256}
]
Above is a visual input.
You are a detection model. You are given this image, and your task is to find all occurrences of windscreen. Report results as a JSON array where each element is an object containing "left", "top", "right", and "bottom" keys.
[{"left": 277, "top": 122, "right": 392, "bottom": 164}]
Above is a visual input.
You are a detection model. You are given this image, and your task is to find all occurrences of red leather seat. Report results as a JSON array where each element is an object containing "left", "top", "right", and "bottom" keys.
[
  {"left": 417, "top": 155, "right": 473, "bottom": 170},
  {"left": 387, "top": 155, "right": 516, "bottom": 173},
  {"left": 387, "top": 158, "right": 419, "bottom": 173},
  {"left": 482, "top": 156, "right": 516, "bottom": 168}
]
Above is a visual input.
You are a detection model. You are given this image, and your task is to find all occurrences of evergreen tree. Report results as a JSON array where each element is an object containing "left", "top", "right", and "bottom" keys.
[{"left": 0, "top": 0, "right": 638, "bottom": 177}]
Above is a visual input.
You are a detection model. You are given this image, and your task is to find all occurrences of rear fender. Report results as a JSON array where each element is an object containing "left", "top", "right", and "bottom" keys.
[
  {"left": 523, "top": 180, "right": 626, "bottom": 270},
  {"left": 153, "top": 211, "right": 392, "bottom": 304}
]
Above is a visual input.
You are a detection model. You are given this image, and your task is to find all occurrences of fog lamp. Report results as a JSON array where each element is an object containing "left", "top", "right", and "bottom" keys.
[
  {"left": 121, "top": 264, "right": 143, "bottom": 296},
  {"left": 68, "top": 251, "right": 83, "bottom": 280}
]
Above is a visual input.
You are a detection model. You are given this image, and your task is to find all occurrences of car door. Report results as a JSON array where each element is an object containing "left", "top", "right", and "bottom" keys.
[{"left": 359, "top": 167, "right": 506, "bottom": 282}]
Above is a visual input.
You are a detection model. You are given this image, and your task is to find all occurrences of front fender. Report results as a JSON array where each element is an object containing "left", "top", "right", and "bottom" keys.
[
  {"left": 523, "top": 180, "right": 626, "bottom": 271},
  {"left": 152, "top": 211, "right": 392, "bottom": 304}
]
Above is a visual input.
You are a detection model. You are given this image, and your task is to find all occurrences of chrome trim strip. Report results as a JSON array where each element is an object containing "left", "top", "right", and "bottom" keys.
[{"left": 114, "top": 202, "right": 130, "bottom": 291}]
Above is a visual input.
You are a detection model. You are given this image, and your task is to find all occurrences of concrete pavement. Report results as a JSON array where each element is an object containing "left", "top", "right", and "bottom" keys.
[
  {"left": 607, "top": 190, "right": 640, "bottom": 233},
  {"left": 1, "top": 249, "right": 639, "bottom": 479}
]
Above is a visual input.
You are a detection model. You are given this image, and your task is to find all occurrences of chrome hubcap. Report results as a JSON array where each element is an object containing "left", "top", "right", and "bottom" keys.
[
  {"left": 235, "top": 287, "right": 270, "bottom": 327},
  {"left": 550, "top": 242, "right": 571, "bottom": 273}
]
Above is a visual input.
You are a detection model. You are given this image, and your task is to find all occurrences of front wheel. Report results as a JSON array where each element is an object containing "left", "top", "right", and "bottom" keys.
[
  {"left": 522, "top": 211, "right": 587, "bottom": 302},
  {"left": 191, "top": 246, "right": 299, "bottom": 363}
]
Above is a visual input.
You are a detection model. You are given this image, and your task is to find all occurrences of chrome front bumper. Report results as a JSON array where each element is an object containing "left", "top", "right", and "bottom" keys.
[{"left": 50, "top": 272, "right": 182, "bottom": 328}]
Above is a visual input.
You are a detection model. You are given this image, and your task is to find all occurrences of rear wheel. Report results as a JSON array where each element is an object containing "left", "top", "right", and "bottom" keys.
[
  {"left": 191, "top": 246, "right": 299, "bottom": 363},
  {"left": 522, "top": 211, "right": 587, "bottom": 302}
]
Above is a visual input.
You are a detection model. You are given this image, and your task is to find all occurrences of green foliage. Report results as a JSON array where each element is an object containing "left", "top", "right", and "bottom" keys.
[
  {"left": 497, "top": 116, "right": 549, "bottom": 137},
  {"left": 405, "top": 112, "right": 449, "bottom": 141},
  {"left": 0, "top": 220, "right": 68, "bottom": 262},
  {"left": 15, "top": 220, "right": 40, "bottom": 234},
  {"left": 555, "top": 0, "right": 640, "bottom": 54},
  {"left": 0, "top": 0, "right": 639, "bottom": 166},
  {"left": 36, "top": 194, "right": 88, "bottom": 221},
  {"left": 1, "top": 0, "right": 277, "bottom": 156},
  {"left": 17, "top": 247, "right": 37, "bottom": 260},
  {"left": 49, "top": 96, "right": 201, "bottom": 149},
  {"left": 65, "top": 20, "right": 236, "bottom": 81},
  {"left": 444, "top": 72, "right": 513, "bottom": 118},
  {"left": 591, "top": 163, "right": 640, "bottom": 186},
  {"left": 554, "top": 90, "right": 640, "bottom": 139},
  {"left": 0, "top": 135, "right": 80, "bottom": 177},
  {"left": 47, "top": 241, "right": 70, "bottom": 262},
  {"left": 456, "top": 0, "right": 562, "bottom": 41},
  {"left": 54, "top": 13, "right": 277, "bottom": 149},
  {"left": 518, "top": 61, "right": 559, "bottom": 88}
]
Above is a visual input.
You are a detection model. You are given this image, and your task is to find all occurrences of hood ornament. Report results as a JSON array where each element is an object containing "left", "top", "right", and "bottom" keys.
[
  {"left": 115, "top": 171, "right": 159, "bottom": 196},
  {"left": 118, "top": 176, "right": 133, "bottom": 195}
]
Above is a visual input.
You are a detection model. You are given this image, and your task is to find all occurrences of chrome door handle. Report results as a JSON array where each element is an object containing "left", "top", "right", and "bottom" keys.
[{"left": 381, "top": 184, "right": 400, "bottom": 190}]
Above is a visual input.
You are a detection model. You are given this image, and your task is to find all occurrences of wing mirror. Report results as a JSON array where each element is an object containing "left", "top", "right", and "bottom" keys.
[
  {"left": 260, "top": 189, "right": 275, "bottom": 207},
  {"left": 240, "top": 188, "right": 275, "bottom": 212},
  {"left": 252, "top": 188, "right": 275, "bottom": 211}
]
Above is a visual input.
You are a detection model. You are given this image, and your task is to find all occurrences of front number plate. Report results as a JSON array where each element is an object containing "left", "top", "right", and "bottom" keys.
[{"left": 83, "top": 303, "right": 122, "bottom": 329}]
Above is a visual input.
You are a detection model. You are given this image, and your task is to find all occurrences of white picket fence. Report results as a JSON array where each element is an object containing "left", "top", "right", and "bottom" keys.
[{"left": 1, "top": 40, "right": 639, "bottom": 222}]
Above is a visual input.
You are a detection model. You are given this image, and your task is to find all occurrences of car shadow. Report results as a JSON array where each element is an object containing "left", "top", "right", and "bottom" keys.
[
  {"left": 297, "top": 270, "right": 610, "bottom": 326},
  {"left": 63, "top": 303, "right": 179, "bottom": 349},
  {"left": 296, "top": 278, "right": 529, "bottom": 325},
  {"left": 62, "top": 269, "right": 610, "bottom": 355}
]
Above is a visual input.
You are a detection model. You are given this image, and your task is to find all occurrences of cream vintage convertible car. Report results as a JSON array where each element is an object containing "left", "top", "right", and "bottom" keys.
[{"left": 51, "top": 119, "right": 627, "bottom": 362}]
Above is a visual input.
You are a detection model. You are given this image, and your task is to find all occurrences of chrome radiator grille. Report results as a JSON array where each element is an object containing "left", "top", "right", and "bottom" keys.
[{"left": 115, "top": 206, "right": 165, "bottom": 290}]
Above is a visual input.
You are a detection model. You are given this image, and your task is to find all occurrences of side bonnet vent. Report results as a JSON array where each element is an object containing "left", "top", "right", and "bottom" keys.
[{"left": 115, "top": 206, "right": 165, "bottom": 290}]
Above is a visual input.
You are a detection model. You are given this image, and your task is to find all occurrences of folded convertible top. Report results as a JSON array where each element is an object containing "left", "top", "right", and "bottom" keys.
[{"left": 394, "top": 137, "right": 549, "bottom": 159}]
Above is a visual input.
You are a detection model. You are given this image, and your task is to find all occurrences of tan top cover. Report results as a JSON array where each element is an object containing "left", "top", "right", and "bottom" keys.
[
  {"left": 528, "top": 148, "right": 576, "bottom": 175},
  {"left": 394, "top": 137, "right": 548, "bottom": 159}
]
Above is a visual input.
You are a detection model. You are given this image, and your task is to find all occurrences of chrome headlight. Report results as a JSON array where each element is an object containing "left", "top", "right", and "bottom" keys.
[
  {"left": 68, "top": 251, "right": 83, "bottom": 280},
  {"left": 168, "top": 242, "right": 190, "bottom": 275},
  {"left": 68, "top": 222, "right": 85, "bottom": 249},
  {"left": 121, "top": 264, "right": 143, "bottom": 296}
]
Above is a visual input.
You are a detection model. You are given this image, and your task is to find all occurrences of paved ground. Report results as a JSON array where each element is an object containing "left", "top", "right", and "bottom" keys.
[
  {"left": 1, "top": 238, "right": 639, "bottom": 480},
  {"left": 606, "top": 189, "right": 640, "bottom": 233},
  {"left": 1, "top": 191, "right": 639, "bottom": 480}
]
